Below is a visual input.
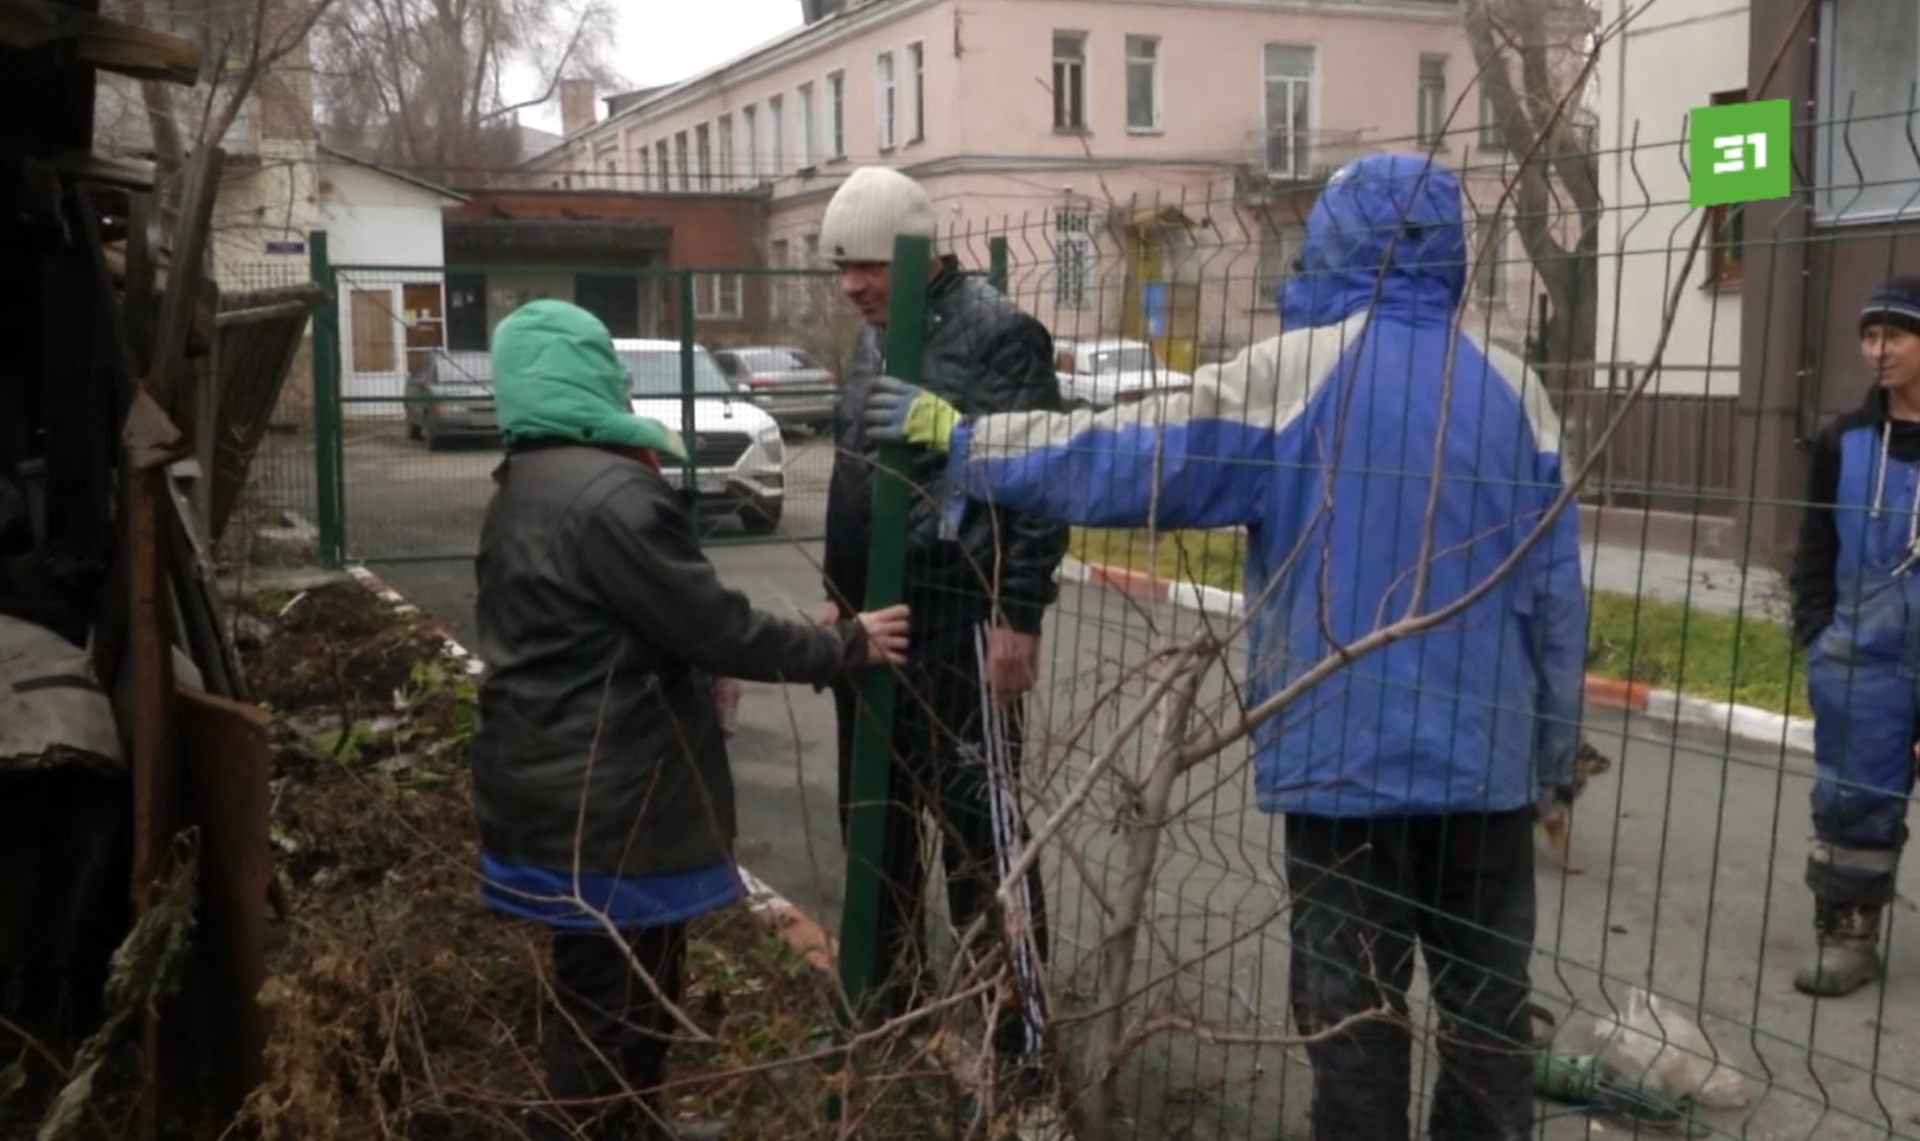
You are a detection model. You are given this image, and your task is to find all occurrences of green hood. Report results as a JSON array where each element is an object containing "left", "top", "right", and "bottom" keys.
[{"left": 490, "top": 299, "right": 687, "bottom": 460}]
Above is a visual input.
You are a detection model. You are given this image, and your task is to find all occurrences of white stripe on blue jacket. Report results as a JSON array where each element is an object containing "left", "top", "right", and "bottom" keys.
[{"left": 941, "top": 154, "right": 1587, "bottom": 819}]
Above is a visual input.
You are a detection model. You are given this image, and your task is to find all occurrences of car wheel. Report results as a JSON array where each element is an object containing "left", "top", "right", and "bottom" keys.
[
  {"left": 738, "top": 497, "right": 782, "bottom": 535},
  {"left": 406, "top": 418, "right": 423, "bottom": 441},
  {"left": 423, "top": 421, "right": 447, "bottom": 452}
]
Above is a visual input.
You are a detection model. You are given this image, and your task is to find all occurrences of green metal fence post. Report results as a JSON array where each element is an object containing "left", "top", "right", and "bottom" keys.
[
  {"left": 677, "top": 269, "right": 700, "bottom": 529},
  {"left": 829, "top": 233, "right": 931, "bottom": 1120},
  {"left": 308, "top": 231, "right": 345, "bottom": 567},
  {"left": 988, "top": 235, "right": 1010, "bottom": 295}
]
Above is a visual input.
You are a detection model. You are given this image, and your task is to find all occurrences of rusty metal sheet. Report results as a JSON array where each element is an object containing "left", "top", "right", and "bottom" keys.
[{"left": 174, "top": 683, "right": 272, "bottom": 1116}]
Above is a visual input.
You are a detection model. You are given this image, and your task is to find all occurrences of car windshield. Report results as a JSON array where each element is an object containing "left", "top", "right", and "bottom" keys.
[
  {"left": 1088, "top": 347, "right": 1156, "bottom": 373},
  {"left": 618, "top": 349, "right": 735, "bottom": 397},
  {"left": 737, "top": 348, "right": 821, "bottom": 372}
]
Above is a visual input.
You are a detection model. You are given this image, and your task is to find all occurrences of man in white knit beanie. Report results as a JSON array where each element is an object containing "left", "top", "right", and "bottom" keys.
[{"left": 814, "top": 165, "right": 1065, "bottom": 1105}]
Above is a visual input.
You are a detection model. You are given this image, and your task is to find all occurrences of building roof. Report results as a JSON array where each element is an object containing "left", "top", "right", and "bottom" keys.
[
  {"left": 316, "top": 146, "right": 469, "bottom": 204},
  {"left": 518, "top": 0, "right": 937, "bottom": 168}
]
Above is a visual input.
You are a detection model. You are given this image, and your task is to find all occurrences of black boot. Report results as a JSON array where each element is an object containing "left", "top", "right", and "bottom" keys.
[{"left": 1794, "top": 900, "right": 1884, "bottom": 997}]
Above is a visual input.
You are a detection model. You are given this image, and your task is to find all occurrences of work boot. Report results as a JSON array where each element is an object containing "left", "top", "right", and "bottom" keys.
[{"left": 1793, "top": 903, "right": 1884, "bottom": 997}]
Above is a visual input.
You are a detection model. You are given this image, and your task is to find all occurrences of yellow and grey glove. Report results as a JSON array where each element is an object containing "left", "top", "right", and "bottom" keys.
[{"left": 862, "top": 375, "right": 959, "bottom": 453}]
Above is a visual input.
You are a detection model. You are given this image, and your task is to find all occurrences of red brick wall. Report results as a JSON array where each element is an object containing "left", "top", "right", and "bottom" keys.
[{"left": 445, "top": 190, "right": 771, "bottom": 341}]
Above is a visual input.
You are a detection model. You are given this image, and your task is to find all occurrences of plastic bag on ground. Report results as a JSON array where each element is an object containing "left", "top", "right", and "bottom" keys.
[{"left": 1592, "top": 986, "right": 1750, "bottom": 1109}]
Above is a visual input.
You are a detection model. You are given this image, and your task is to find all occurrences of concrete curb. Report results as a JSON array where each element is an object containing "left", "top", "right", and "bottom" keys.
[{"left": 1058, "top": 556, "right": 1816, "bottom": 757}]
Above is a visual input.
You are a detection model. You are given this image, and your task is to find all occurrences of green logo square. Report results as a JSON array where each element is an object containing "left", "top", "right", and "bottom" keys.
[{"left": 1689, "top": 98, "right": 1791, "bottom": 208}]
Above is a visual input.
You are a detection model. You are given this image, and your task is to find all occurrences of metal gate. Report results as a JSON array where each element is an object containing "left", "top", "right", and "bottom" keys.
[{"left": 308, "top": 235, "right": 850, "bottom": 564}]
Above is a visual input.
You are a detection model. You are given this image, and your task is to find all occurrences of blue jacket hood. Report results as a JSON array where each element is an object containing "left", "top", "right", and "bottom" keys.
[{"left": 1278, "top": 153, "right": 1468, "bottom": 329}]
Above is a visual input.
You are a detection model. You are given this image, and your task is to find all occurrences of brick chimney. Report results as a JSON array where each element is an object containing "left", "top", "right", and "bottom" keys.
[{"left": 558, "top": 78, "right": 598, "bottom": 138}]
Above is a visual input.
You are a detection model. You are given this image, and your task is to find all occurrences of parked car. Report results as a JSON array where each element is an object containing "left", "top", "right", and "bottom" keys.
[
  {"left": 404, "top": 350, "right": 500, "bottom": 450},
  {"left": 612, "top": 339, "right": 787, "bottom": 534},
  {"left": 1052, "top": 337, "right": 1193, "bottom": 409},
  {"left": 711, "top": 345, "right": 839, "bottom": 431}
]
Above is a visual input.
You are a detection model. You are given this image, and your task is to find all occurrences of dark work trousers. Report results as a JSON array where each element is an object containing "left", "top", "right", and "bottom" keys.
[
  {"left": 544, "top": 923, "right": 689, "bottom": 1132},
  {"left": 832, "top": 621, "right": 1050, "bottom": 1063},
  {"left": 1285, "top": 810, "right": 1537, "bottom": 1141}
]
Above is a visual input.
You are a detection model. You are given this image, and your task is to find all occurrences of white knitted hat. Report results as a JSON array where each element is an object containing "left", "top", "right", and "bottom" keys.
[{"left": 818, "top": 167, "right": 938, "bottom": 264}]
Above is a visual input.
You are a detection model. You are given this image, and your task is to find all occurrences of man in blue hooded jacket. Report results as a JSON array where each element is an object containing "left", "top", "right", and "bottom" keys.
[{"left": 861, "top": 154, "right": 1587, "bottom": 1138}]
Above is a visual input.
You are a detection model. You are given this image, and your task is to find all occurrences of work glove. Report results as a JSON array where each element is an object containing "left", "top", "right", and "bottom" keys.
[{"left": 862, "top": 375, "right": 960, "bottom": 452}]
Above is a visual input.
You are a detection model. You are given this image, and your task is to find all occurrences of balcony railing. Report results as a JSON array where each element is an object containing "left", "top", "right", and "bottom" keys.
[{"left": 1243, "top": 127, "right": 1372, "bottom": 184}]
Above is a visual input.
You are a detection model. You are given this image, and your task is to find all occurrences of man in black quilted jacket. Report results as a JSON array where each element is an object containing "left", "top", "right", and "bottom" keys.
[{"left": 816, "top": 166, "right": 1067, "bottom": 1092}]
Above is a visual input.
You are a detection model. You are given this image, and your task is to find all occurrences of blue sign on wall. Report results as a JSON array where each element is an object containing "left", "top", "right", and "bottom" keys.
[{"left": 1142, "top": 282, "right": 1168, "bottom": 339}]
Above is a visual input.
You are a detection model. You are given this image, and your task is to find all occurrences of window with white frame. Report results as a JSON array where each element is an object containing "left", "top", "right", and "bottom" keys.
[
  {"left": 1053, "top": 32, "right": 1087, "bottom": 131},
  {"left": 601, "top": 155, "right": 618, "bottom": 188},
  {"left": 1477, "top": 84, "right": 1503, "bottom": 150},
  {"left": 1125, "top": 35, "right": 1161, "bottom": 131},
  {"left": 717, "top": 114, "right": 735, "bottom": 187},
  {"left": 674, "top": 131, "right": 690, "bottom": 190},
  {"left": 827, "top": 70, "right": 847, "bottom": 158},
  {"left": 636, "top": 146, "right": 650, "bottom": 189},
  {"left": 654, "top": 140, "right": 669, "bottom": 190},
  {"left": 1417, "top": 55, "right": 1447, "bottom": 148},
  {"left": 876, "top": 51, "right": 897, "bottom": 150},
  {"left": 1473, "top": 209, "right": 1510, "bottom": 305},
  {"left": 771, "top": 238, "right": 791, "bottom": 317},
  {"left": 797, "top": 82, "right": 816, "bottom": 167},
  {"left": 1053, "top": 206, "right": 1094, "bottom": 310},
  {"left": 769, "top": 94, "right": 785, "bottom": 175},
  {"left": 1816, "top": 0, "right": 1920, "bottom": 222},
  {"left": 1263, "top": 44, "right": 1313, "bottom": 178},
  {"left": 695, "top": 123, "right": 712, "bottom": 188},
  {"left": 907, "top": 41, "right": 926, "bottom": 142},
  {"left": 742, "top": 105, "right": 760, "bottom": 179},
  {"left": 695, "top": 274, "right": 743, "bottom": 319}
]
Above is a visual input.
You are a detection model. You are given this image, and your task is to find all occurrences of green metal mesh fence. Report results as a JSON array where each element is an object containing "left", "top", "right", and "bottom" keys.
[{"left": 295, "top": 102, "right": 1920, "bottom": 1137}]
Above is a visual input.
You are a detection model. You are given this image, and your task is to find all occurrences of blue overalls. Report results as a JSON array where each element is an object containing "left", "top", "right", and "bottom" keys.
[{"left": 1806, "top": 421, "right": 1920, "bottom": 905}]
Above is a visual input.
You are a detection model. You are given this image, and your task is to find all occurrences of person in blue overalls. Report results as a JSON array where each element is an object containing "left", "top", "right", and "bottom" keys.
[{"left": 1791, "top": 276, "right": 1920, "bottom": 996}]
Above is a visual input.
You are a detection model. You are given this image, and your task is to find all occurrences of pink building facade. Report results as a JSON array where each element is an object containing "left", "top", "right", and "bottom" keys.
[{"left": 524, "top": 0, "right": 1527, "bottom": 364}]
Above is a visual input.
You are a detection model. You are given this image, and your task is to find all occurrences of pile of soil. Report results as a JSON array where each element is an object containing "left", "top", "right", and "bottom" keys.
[{"left": 234, "top": 580, "right": 949, "bottom": 1140}]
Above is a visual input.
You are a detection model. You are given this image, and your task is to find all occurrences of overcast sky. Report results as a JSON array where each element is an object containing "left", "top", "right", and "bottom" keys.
[{"left": 519, "top": 0, "right": 805, "bottom": 134}]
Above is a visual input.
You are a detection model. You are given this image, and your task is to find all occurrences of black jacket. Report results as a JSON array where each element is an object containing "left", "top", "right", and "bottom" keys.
[
  {"left": 470, "top": 443, "right": 867, "bottom": 879},
  {"left": 823, "top": 257, "right": 1069, "bottom": 640},
  {"left": 1791, "top": 385, "right": 1920, "bottom": 647}
]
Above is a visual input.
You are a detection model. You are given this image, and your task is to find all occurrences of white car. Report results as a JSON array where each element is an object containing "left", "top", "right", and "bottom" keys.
[
  {"left": 1053, "top": 337, "right": 1194, "bottom": 409},
  {"left": 613, "top": 338, "right": 786, "bottom": 534}
]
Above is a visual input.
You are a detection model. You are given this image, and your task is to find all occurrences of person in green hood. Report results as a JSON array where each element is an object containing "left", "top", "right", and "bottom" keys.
[{"left": 468, "top": 300, "right": 910, "bottom": 1141}]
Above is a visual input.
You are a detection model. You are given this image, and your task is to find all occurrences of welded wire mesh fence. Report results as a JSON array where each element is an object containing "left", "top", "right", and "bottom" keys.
[
  {"left": 811, "top": 121, "right": 1920, "bottom": 1141},
  {"left": 280, "top": 97, "right": 1920, "bottom": 1138}
]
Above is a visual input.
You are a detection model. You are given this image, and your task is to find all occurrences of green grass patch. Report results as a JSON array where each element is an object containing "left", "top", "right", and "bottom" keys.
[{"left": 1070, "top": 528, "right": 1807, "bottom": 716}]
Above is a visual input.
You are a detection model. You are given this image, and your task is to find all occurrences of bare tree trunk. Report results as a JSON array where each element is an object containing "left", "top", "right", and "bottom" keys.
[
  {"left": 1462, "top": 0, "right": 1603, "bottom": 387},
  {"left": 1073, "top": 667, "right": 1201, "bottom": 1140}
]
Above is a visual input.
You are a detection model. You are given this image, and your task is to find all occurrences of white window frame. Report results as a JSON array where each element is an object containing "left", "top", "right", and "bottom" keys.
[
  {"left": 742, "top": 104, "right": 760, "bottom": 180},
  {"left": 717, "top": 114, "right": 735, "bottom": 188},
  {"left": 695, "top": 274, "right": 744, "bottom": 320},
  {"left": 796, "top": 82, "right": 816, "bottom": 168},
  {"left": 694, "top": 122, "right": 712, "bottom": 189},
  {"left": 636, "top": 146, "right": 650, "bottom": 189},
  {"left": 768, "top": 94, "right": 786, "bottom": 176},
  {"left": 1417, "top": 54, "right": 1447, "bottom": 148},
  {"left": 1476, "top": 83, "right": 1503, "bottom": 150},
  {"left": 674, "top": 131, "right": 690, "bottom": 190},
  {"left": 827, "top": 70, "right": 848, "bottom": 158},
  {"left": 654, "top": 140, "right": 669, "bottom": 191},
  {"left": 1053, "top": 206, "right": 1094, "bottom": 310},
  {"left": 1262, "top": 44, "right": 1315, "bottom": 179},
  {"left": 1125, "top": 34, "right": 1161, "bottom": 133},
  {"left": 1053, "top": 31, "right": 1088, "bottom": 132},
  {"left": 876, "top": 50, "right": 898, "bottom": 151},
  {"left": 906, "top": 41, "right": 926, "bottom": 142},
  {"left": 1814, "top": 0, "right": 1920, "bottom": 224}
]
